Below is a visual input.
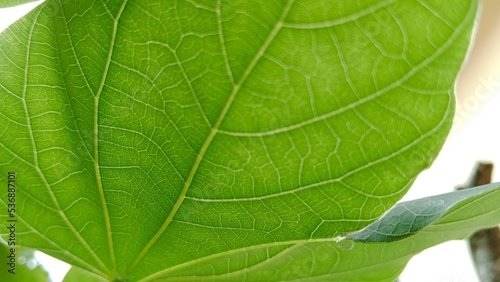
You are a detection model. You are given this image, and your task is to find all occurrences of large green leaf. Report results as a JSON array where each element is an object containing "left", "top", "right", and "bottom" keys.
[{"left": 0, "top": 0, "right": 479, "bottom": 281}]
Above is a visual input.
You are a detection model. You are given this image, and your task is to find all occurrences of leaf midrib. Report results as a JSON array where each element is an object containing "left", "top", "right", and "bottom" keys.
[
  {"left": 93, "top": 0, "right": 130, "bottom": 277},
  {"left": 124, "top": 0, "right": 296, "bottom": 276}
]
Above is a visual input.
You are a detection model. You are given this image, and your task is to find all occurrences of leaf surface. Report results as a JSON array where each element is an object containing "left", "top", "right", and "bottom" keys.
[
  {"left": 63, "top": 266, "right": 106, "bottom": 282},
  {"left": 0, "top": 0, "right": 479, "bottom": 281}
]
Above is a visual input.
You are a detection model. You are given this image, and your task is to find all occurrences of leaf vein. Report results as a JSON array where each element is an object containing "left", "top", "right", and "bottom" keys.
[{"left": 125, "top": 0, "right": 296, "bottom": 275}]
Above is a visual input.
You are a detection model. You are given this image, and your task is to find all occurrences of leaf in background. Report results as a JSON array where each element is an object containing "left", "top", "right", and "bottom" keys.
[
  {"left": 348, "top": 182, "right": 500, "bottom": 242},
  {"left": 0, "top": 0, "right": 478, "bottom": 281}
]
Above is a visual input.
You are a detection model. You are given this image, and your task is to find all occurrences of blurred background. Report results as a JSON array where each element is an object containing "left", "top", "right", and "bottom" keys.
[
  {"left": 1, "top": 0, "right": 499, "bottom": 281},
  {"left": 400, "top": 0, "right": 500, "bottom": 280}
]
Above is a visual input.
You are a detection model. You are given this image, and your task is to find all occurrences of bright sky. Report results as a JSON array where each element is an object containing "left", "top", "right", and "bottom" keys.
[{"left": 1, "top": 1, "right": 499, "bottom": 282}]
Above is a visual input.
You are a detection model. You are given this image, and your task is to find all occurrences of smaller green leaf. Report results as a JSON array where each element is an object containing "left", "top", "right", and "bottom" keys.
[
  {"left": 348, "top": 182, "right": 500, "bottom": 242},
  {"left": 0, "top": 0, "right": 41, "bottom": 8}
]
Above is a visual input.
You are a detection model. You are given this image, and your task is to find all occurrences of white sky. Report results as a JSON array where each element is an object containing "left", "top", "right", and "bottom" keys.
[{"left": 1, "top": 1, "right": 499, "bottom": 282}]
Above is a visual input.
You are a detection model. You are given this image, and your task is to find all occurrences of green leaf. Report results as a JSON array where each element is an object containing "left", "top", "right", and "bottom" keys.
[
  {"left": 0, "top": 0, "right": 42, "bottom": 8},
  {"left": 0, "top": 0, "right": 480, "bottom": 281},
  {"left": 348, "top": 182, "right": 500, "bottom": 242}
]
